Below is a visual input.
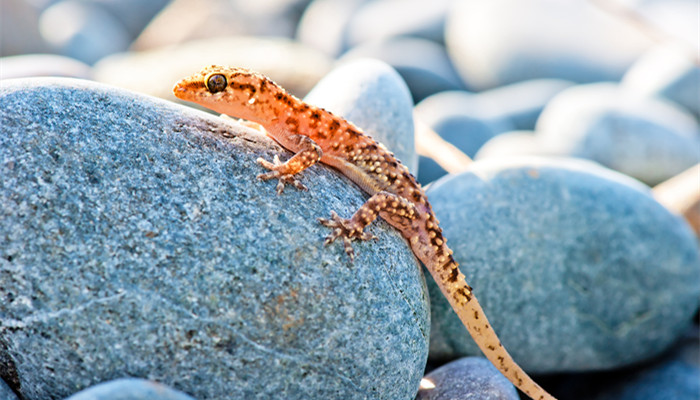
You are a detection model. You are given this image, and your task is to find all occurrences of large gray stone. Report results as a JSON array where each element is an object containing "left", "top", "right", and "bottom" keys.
[
  {"left": 304, "top": 58, "right": 417, "bottom": 173},
  {"left": 0, "top": 78, "right": 429, "bottom": 400},
  {"left": 424, "top": 157, "right": 700, "bottom": 373}
]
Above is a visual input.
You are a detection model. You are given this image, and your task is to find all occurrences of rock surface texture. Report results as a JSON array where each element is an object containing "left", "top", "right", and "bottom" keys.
[{"left": 0, "top": 78, "right": 429, "bottom": 400}]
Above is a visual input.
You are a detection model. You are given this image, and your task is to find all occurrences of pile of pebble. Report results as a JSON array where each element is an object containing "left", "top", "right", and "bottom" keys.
[{"left": 1, "top": 0, "right": 698, "bottom": 399}]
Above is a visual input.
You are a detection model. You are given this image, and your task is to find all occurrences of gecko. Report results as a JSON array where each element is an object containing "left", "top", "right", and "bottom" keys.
[{"left": 173, "top": 65, "right": 556, "bottom": 400}]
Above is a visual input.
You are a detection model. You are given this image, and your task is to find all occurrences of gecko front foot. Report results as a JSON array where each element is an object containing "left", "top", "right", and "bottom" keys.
[
  {"left": 318, "top": 211, "right": 378, "bottom": 261},
  {"left": 257, "top": 155, "right": 308, "bottom": 194}
]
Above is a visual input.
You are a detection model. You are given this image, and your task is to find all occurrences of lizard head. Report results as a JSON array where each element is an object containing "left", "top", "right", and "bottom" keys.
[{"left": 173, "top": 65, "right": 280, "bottom": 125}]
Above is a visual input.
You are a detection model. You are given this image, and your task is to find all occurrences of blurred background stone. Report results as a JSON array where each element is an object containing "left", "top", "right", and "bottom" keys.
[
  {"left": 38, "top": 0, "right": 131, "bottom": 64},
  {"left": 131, "top": 0, "right": 311, "bottom": 50},
  {"left": 414, "top": 91, "right": 512, "bottom": 158},
  {"left": 536, "top": 82, "right": 700, "bottom": 185},
  {"left": 445, "top": 0, "right": 654, "bottom": 90},
  {"left": 339, "top": 37, "right": 466, "bottom": 102},
  {"left": 474, "top": 131, "right": 547, "bottom": 161},
  {"left": 93, "top": 36, "right": 332, "bottom": 101},
  {"left": 344, "top": 0, "right": 453, "bottom": 48},
  {"left": 295, "top": 0, "right": 368, "bottom": 57},
  {"left": 1, "top": 0, "right": 50, "bottom": 56},
  {"left": 623, "top": 43, "right": 700, "bottom": 120},
  {"left": 0, "top": 54, "right": 92, "bottom": 80}
]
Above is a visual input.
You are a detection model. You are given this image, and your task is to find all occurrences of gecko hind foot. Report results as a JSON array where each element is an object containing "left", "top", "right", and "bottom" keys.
[
  {"left": 318, "top": 211, "right": 377, "bottom": 261},
  {"left": 257, "top": 156, "right": 308, "bottom": 194}
]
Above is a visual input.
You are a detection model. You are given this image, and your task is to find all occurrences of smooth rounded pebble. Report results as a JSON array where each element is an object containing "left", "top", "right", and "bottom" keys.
[
  {"left": 536, "top": 82, "right": 700, "bottom": 185},
  {"left": 295, "top": 0, "right": 367, "bottom": 56},
  {"left": 1, "top": 0, "right": 50, "bottom": 56},
  {"left": 474, "top": 131, "right": 546, "bottom": 161},
  {"left": 0, "top": 54, "right": 92, "bottom": 80},
  {"left": 414, "top": 91, "right": 513, "bottom": 158},
  {"left": 416, "top": 357, "right": 519, "bottom": 400},
  {"left": 93, "top": 36, "right": 332, "bottom": 101},
  {"left": 131, "top": 0, "right": 304, "bottom": 49},
  {"left": 38, "top": 0, "right": 131, "bottom": 64},
  {"left": 0, "top": 78, "right": 429, "bottom": 400},
  {"left": 304, "top": 58, "right": 417, "bottom": 173},
  {"left": 416, "top": 156, "right": 448, "bottom": 186},
  {"left": 65, "top": 379, "right": 196, "bottom": 400},
  {"left": 445, "top": 0, "right": 653, "bottom": 90},
  {"left": 623, "top": 43, "right": 700, "bottom": 119},
  {"left": 424, "top": 157, "right": 700, "bottom": 372},
  {"left": 344, "top": 0, "right": 452, "bottom": 47},
  {"left": 85, "top": 0, "right": 170, "bottom": 38},
  {"left": 340, "top": 37, "right": 466, "bottom": 101},
  {"left": 469, "top": 79, "right": 575, "bottom": 131}
]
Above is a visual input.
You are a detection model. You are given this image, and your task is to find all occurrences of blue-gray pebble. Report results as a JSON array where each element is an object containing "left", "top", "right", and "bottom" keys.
[
  {"left": 344, "top": 0, "right": 452, "bottom": 47},
  {"left": 38, "top": 1, "right": 131, "bottom": 64},
  {"left": 416, "top": 357, "right": 519, "bottom": 400},
  {"left": 474, "top": 131, "right": 546, "bottom": 161},
  {"left": 414, "top": 91, "right": 513, "bottom": 158},
  {"left": 0, "top": 78, "right": 429, "bottom": 400},
  {"left": 64, "top": 379, "right": 196, "bottom": 400},
  {"left": 424, "top": 157, "right": 700, "bottom": 372},
  {"left": 536, "top": 82, "right": 700, "bottom": 185},
  {"left": 340, "top": 37, "right": 466, "bottom": 101},
  {"left": 445, "top": 0, "right": 652, "bottom": 90},
  {"left": 304, "top": 58, "right": 417, "bottom": 173},
  {"left": 623, "top": 43, "right": 700, "bottom": 120},
  {"left": 591, "top": 327, "right": 699, "bottom": 400}
]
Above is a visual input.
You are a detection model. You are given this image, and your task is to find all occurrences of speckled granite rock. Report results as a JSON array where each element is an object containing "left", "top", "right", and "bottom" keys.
[
  {"left": 304, "top": 58, "right": 417, "bottom": 173},
  {"left": 416, "top": 357, "right": 519, "bottom": 400},
  {"left": 65, "top": 379, "right": 196, "bottom": 400},
  {"left": 536, "top": 82, "right": 700, "bottom": 185},
  {"left": 424, "top": 157, "right": 700, "bottom": 372},
  {"left": 0, "top": 78, "right": 429, "bottom": 400}
]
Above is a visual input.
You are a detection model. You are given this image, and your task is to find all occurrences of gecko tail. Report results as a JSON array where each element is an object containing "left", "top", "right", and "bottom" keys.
[{"left": 456, "top": 293, "right": 556, "bottom": 400}]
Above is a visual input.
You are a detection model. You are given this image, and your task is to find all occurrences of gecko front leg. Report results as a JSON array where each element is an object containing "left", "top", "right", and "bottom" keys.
[
  {"left": 319, "top": 192, "right": 418, "bottom": 261},
  {"left": 257, "top": 134, "right": 322, "bottom": 194}
]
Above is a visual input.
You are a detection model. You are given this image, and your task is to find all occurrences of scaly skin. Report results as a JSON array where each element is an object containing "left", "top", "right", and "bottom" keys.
[{"left": 173, "top": 65, "right": 556, "bottom": 400}]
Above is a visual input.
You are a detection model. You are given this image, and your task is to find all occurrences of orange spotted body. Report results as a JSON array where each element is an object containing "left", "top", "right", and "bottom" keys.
[{"left": 174, "top": 66, "right": 556, "bottom": 400}]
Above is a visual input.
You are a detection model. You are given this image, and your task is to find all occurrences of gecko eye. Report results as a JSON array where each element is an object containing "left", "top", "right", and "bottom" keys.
[{"left": 206, "top": 74, "right": 227, "bottom": 93}]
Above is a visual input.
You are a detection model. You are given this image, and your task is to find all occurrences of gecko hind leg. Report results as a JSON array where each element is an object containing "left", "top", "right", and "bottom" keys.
[
  {"left": 319, "top": 191, "right": 418, "bottom": 261},
  {"left": 257, "top": 134, "right": 323, "bottom": 194}
]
